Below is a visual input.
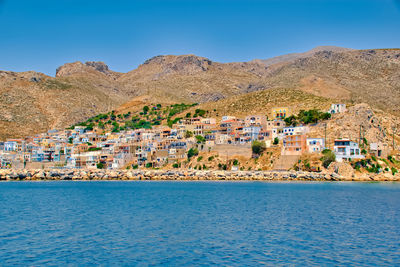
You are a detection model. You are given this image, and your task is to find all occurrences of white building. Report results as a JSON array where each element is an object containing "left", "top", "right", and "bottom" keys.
[
  {"left": 329, "top": 104, "right": 346, "bottom": 114},
  {"left": 283, "top": 126, "right": 309, "bottom": 136},
  {"left": 221, "top": 116, "right": 236, "bottom": 122},
  {"left": 307, "top": 138, "right": 325, "bottom": 153},
  {"left": 333, "top": 139, "right": 364, "bottom": 162}
]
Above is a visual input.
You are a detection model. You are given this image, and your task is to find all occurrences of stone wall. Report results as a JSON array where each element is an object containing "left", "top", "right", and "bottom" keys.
[{"left": 0, "top": 169, "right": 398, "bottom": 181}]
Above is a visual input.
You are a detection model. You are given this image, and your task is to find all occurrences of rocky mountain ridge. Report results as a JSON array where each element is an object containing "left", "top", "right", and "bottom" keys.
[{"left": 1, "top": 46, "right": 400, "bottom": 140}]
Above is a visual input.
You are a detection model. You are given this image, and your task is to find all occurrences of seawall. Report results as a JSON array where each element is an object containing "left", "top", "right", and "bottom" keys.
[{"left": 0, "top": 169, "right": 399, "bottom": 181}]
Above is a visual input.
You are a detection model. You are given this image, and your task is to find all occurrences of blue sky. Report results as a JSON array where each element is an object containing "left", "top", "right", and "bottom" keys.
[{"left": 0, "top": 0, "right": 399, "bottom": 76}]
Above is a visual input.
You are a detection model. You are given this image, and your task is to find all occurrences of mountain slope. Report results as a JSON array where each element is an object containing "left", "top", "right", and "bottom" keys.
[
  {"left": 259, "top": 49, "right": 400, "bottom": 112},
  {"left": 0, "top": 66, "right": 127, "bottom": 140},
  {"left": 1, "top": 47, "right": 400, "bottom": 140},
  {"left": 117, "top": 54, "right": 264, "bottom": 103},
  {"left": 252, "top": 46, "right": 353, "bottom": 66}
]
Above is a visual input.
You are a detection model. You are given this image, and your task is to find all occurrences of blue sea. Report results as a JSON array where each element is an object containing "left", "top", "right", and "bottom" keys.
[{"left": 0, "top": 181, "right": 399, "bottom": 266}]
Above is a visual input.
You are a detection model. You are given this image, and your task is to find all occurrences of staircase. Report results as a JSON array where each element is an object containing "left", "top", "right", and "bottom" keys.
[{"left": 273, "top": 155, "right": 300, "bottom": 171}]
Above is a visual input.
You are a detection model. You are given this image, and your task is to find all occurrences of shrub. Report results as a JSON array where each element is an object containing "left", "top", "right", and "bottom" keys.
[
  {"left": 284, "top": 109, "right": 331, "bottom": 126},
  {"left": 132, "top": 164, "right": 138, "bottom": 169},
  {"left": 233, "top": 159, "right": 239, "bottom": 166},
  {"left": 195, "top": 135, "right": 206, "bottom": 144},
  {"left": 273, "top": 137, "right": 279, "bottom": 145},
  {"left": 197, "top": 156, "right": 203, "bottom": 162},
  {"left": 88, "top": 147, "right": 101, "bottom": 152},
  {"left": 167, "top": 117, "right": 182, "bottom": 127},
  {"left": 173, "top": 163, "right": 180, "bottom": 168},
  {"left": 363, "top": 137, "right": 368, "bottom": 146},
  {"left": 355, "top": 164, "right": 361, "bottom": 171},
  {"left": 208, "top": 156, "right": 214, "bottom": 161},
  {"left": 187, "top": 148, "right": 199, "bottom": 159},
  {"left": 391, "top": 167, "right": 398, "bottom": 176},
  {"left": 145, "top": 163, "right": 153, "bottom": 168},
  {"left": 321, "top": 149, "right": 336, "bottom": 169},
  {"left": 194, "top": 109, "right": 206, "bottom": 117},
  {"left": 96, "top": 162, "right": 104, "bottom": 169},
  {"left": 252, "top": 140, "right": 266, "bottom": 155},
  {"left": 143, "top": 106, "right": 149, "bottom": 114}
]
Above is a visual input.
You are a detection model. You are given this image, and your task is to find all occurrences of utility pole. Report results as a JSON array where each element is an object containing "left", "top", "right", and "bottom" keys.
[{"left": 324, "top": 123, "right": 327, "bottom": 150}]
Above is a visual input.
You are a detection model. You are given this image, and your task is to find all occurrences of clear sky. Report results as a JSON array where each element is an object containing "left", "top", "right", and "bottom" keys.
[{"left": 0, "top": 0, "right": 399, "bottom": 76}]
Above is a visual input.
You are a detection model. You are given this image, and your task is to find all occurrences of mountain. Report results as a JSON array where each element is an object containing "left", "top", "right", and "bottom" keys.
[
  {"left": 0, "top": 64, "right": 128, "bottom": 140},
  {"left": 252, "top": 46, "right": 353, "bottom": 66},
  {"left": 258, "top": 49, "right": 400, "bottom": 112},
  {"left": 117, "top": 54, "right": 264, "bottom": 103},
  {"left": 1, "top": 47, "right": 400, "bottom": 140}
]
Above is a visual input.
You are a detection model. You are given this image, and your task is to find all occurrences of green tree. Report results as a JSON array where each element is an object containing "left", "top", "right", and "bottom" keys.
[
  {"left": 195, "top": 135, "right": 206, "bottom": 144},
  {"left": 96, "top": 162, "right": 104, "bottom": 169},
  {"left": 172, "top": 163, "right": 180, "bottom": 168},
  {"left": 273, "top": 137, "right": 279, "bottom": 145},
  {"left": 143, "top": 106, "right": 150, "bottom": 114},
  {"left": 252, "top": 140, "right": 266, "bottom": 156},
  {"left": 184, "top": 130, "right": 193, "bottom": 138},
  {"left": 195, "top": 109, "right": 206, "bottom": 117},
  {"left": 187, "top": 148, "right": 199, "bottom": 159}
]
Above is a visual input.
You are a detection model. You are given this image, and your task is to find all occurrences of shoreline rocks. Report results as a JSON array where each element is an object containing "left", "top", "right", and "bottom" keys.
[{"left": 0, "top": 169, "right": 399, "bottom": 182}]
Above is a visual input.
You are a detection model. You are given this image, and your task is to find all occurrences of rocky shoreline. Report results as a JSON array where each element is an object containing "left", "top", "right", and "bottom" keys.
[{"left": 0, "top": 169, "right": 399, "bottom": 181}]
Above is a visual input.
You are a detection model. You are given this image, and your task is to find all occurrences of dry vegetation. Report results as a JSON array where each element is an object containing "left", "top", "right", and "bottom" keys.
[{"left": 1, "top": 47, "right": 400, "bottom": 140}]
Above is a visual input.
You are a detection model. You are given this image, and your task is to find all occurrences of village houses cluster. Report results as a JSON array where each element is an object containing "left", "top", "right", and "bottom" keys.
[{"left": 0, "top": 103, "right": 384, "bottom": 170}]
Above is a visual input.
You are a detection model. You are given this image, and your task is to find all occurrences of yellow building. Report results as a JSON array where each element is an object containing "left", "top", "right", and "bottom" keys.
[{"left": 271, "top": 107, "right": 289, "bottom": 119}]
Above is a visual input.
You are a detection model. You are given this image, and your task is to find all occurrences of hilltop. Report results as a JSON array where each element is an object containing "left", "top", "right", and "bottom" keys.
[
  {"left": 251, "top": 46, "right": 353, "bottom": 66},
  {"left": 0, "top": 46, "right": 400, "bottom": 140}
]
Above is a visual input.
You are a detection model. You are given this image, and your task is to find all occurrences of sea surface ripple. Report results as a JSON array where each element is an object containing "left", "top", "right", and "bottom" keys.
[{"left": 0, "top": 181, "right": 399, "bottom": 266}]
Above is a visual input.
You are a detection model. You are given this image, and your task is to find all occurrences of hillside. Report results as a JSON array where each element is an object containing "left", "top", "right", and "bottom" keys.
[
  {"left": 260, "top": 49, "right": 400, "bottom": 113},
  {"left": 252, "top": 46, "right": 353, "bottom": 66},
  {"left": 1, "top": 47, "right": 400, "bottom": 140},
  {"left": 117, "top": 55, "right": 263, "bottom": 102},
  {"left": 0, "top": 66, "right": 127, "bottom": 140}
]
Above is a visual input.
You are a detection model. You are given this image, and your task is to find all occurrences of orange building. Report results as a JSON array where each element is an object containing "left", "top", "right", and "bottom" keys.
[{"left": 282, "top": 134, "right": 307, "bottom": 155}]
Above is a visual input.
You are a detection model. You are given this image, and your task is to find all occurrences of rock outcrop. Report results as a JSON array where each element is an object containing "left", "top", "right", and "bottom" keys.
[{"left": 56, "top": 61, "right": 121, "bottom": 79}]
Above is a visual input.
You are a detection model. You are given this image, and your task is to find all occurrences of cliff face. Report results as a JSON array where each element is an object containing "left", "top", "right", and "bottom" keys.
[{"left": 1, "top": 47, "right": 400, "bottom": 140}]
